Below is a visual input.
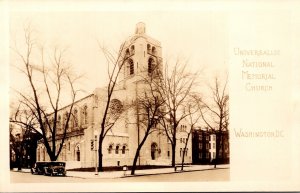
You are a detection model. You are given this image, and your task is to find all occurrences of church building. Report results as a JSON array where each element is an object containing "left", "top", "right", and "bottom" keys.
[{"left": 36, "top": 22, "right": 192, "bottom": 169}]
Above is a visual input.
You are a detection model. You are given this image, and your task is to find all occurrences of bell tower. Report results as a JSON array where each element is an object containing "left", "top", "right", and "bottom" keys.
[{"left": 118, "top": 22, "right": 162, "bottom": 82}]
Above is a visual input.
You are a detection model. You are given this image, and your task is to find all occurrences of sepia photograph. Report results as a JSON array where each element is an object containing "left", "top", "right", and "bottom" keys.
[
  {"left": 1, "top": 0, "right": 300, "bottom": 192},
  {"left": 9, "top": 10, "right": 229, "bottom": 183}
]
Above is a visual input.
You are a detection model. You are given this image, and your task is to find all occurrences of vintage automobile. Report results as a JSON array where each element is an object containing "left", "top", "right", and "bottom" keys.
[
  {"left": 31, "top": 162, "right": 49, "bottom": 175},
  {"left": 31, "top": 162, "right": 66, "bottom": 176}
]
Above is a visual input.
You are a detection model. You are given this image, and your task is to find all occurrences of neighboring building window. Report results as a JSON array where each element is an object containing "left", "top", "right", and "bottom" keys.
[
  {"left": 206, "top": 136, "right": 209, "bottom": 141},
  {"left": 115, "top": 145, "right": 119, "bottom": 154},
  {"left": 199, "top": 134, "right": 202, "bottom": 141},
  {"left": 122, "top": 145, "right": 126, "bottom": 154},
  {"left": 108, "top": 145, "right": 113, "bottom": 154},
  {"left": 199, "top": 143, "right": 202, "bottom": 149},
  {"left": 213, "top": 152, "right": 216, "bottom": 159},
  {"left": 206, "top": 143, "right": 209, "bottom": 149},
  {"left": 199, "top": 153, "right": 202, "bottom": 159},
  {"left": 206, "top": 152, "right": 209, "bottom": 159},
  {"left": 213, "top": 143, "right": 216, "bottom": 149}
]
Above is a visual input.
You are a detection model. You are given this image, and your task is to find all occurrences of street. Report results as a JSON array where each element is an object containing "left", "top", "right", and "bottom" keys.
[{"left": 10, "top": 168, "right": 229, "bottom": 183}]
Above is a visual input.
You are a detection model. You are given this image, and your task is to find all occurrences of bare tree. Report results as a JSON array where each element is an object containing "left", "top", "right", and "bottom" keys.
[
  {"left": 156, "top": 60, "right": 198, "bottom": 167},
  {"left": 96, "top": 42, "right": 131, "bottom": 172},
  {"left": 199, "top": 76, "right": 229, "bottom": 168},
  {"left": 130, "top": 72, "right": 166, "bottom": 175},
  {"left": 180, "top": 95, "right": 202, "bottom": 171},
  {"left": 10, "top": 24, "right": 80, "bottom": 161}
]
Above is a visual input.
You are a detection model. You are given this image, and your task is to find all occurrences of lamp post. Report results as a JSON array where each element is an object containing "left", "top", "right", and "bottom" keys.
[{"left": 94, "top": 130, "right": 98, "bottom": 175}]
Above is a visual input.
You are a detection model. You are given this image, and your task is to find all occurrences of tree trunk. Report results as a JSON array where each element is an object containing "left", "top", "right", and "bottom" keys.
[
  {"left": 181, "top": 149, "right": 185, "bottom": 171},
  {"left": 214, "top": 133, "right": 220, "bottom": 168},
  {"left": 131, "top": 130, "right": 150, "bottom": 175},
  {"left": 171, "top": 143, "right": 176, "bottom": 167},
  {"left": 98, "top": 136, "right": 103, "bottom": 172},
  {"left": 131, "top": 146, "right": 141, "bottom": 175}
]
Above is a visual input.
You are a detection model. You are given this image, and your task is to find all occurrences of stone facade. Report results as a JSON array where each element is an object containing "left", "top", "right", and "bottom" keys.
[{"left": 37, "top": 22, "right": 192, "bottom": 169}]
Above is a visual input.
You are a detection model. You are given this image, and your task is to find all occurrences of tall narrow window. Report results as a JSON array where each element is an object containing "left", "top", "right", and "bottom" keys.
[
  {"left": 130, "top": 45, "right": 135, "bottom": 54},
  {"left": 108, "top": 145, "right": 113, "bottom": 154},
  {"left": 147, "top": 44, "right": 151, "bottom": 53},
  {"left": 122, "top": 145, "right": 126, "bottom": 154},
  {"left": 129, "top": 59, "right": 134, "bottom": 75},
  {"left": 125, "top": 49, "right": 130, "bottom": 57},
  {"left": 115, "top": 145, "right": 119, "bottom": 154},
  {"left": 152, "top": 46, "right": 156, "bottom": 55},
  {"left": 81, "top": 105, "right": 88, "bottom": 126},
  {"left": 76, "top": 145, "right": 80, "bottom": 161},
  {"left": 148, "top": 58, "right": 154, "bottom": 74},
  {"left": 74, "top": 109, "right": 78, "bottom": 128}
]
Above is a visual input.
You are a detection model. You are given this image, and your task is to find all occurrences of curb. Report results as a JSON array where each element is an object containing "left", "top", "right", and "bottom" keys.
[
  {"left": 67, "top": 167, "right": 229, "bottom": 179},
  {"left": 120, "top": 167, "right": 229, "bottom": 178}
]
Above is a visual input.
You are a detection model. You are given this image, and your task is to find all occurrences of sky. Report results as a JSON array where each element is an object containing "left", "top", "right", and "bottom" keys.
[{"left": 9, "top": 10, "right": 228, "bottom": 105}]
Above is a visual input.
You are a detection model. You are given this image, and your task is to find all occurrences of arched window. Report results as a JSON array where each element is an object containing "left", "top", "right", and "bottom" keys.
[
  {"left": 147, "top": 44, "right": 151, "bottom": 53},
  {"left": 152, "top": 46, "right": 156, "bottom": 55},
  {"left": 63, "top": 112, "right": 68, "bottom": 130},
  {"left": 73, "top": 108, "right": 78, "bottom": 128},
  {"left": 130, "top": 45, "right": 135, "bottom": 54},
  {"left": 80, "top": 105, "right": 88, "bottom": 125},
  {"left": 122, "top": 145, "right": 126, "bottom": 154},
  {"left": 148, "top": 58, "right": 154, "bottom": 74},
  {"left": 108, "top": 144, "right": 113, "bottom": 154},
  {"left": 115, "top": 145, "right": 119, "bottom": 154},
  {"left": 75, "top": 145, "right": 80, "bottom": 161},
  {"left": 151, "top": 143, "right": 158, "bottom": 160},
  {"left": 125, "top": 49, "right": 130, "bottom": 56},
  {"left": 129, "top": 59, "right": 134, "bottom": 75}
]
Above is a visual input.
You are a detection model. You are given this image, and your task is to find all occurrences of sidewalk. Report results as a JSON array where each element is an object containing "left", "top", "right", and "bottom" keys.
[{"left": 66, "top": 164, "right": 229, "bottom": 179}]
